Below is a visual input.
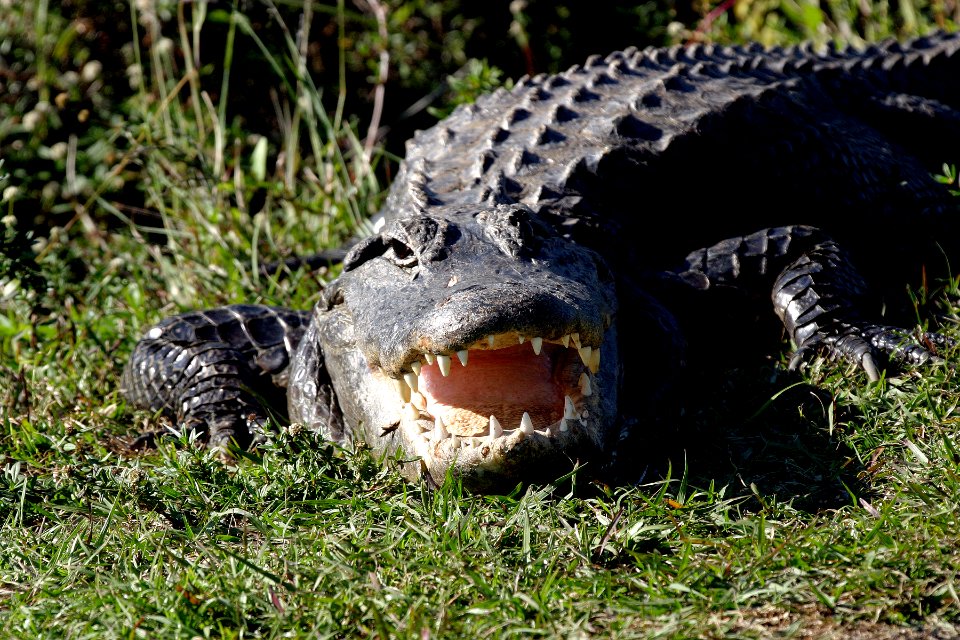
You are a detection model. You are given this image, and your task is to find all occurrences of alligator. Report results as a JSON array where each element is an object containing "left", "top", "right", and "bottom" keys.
[{"left": 122, "top": 31, "right": 960, "bottom": 492}]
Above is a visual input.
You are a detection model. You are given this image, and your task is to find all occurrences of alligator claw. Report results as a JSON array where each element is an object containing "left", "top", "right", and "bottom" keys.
[
  {"left": 860, "top": 352, "right": 881, "bottom": 382},
  {"left": 789, "top": 322, "right": 950, "bottom": 380},
  {"left": 787, "top": 345, "right": 814, "bottom": 373}
]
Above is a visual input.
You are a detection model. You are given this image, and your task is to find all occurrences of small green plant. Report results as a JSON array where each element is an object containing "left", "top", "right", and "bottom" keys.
[
  {"left": 936, "top": 162, "right": 960, "bottom": 196},
  {"left": 427, "top": 58, "right": 508, "bottom": 119}
]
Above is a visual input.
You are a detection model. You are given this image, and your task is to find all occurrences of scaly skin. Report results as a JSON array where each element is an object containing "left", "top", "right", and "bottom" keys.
[{"left": 123, "top": 32, "right": 960, "bottom": 491}]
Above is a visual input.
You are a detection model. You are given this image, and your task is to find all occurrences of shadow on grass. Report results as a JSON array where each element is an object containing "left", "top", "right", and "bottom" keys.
[{"left": 629, "top": 364, "right": 872, "bottom": 513}]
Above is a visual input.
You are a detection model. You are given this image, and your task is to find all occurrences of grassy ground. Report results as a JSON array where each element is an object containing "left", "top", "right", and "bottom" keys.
[{"left": 3, "top": 1, "right": 960, "bottom": 638}]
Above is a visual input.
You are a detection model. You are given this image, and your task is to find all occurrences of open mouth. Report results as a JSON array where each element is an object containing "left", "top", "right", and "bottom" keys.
[{"left": 388, "top": 331, "right": 601, "bottom": 456}]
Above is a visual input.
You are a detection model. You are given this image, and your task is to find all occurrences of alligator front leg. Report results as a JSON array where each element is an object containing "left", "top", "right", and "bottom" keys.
[
  {"left": 771, "top": 240, "right": 947, "bottom": 380},
  {"left": 673, "top": 225, "right": 948, "bottom": 380},
  {"left": 121, "top": 304, "right": 314, "bottom": 448}
]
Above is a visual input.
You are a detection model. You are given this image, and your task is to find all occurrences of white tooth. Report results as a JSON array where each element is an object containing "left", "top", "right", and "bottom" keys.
[
  {"left": 518, "top": 334, "right": 525, "bottom": 344},
  {"left": 544, "top": 428, "right": 552, "bottom": 438},
  {"left": 520, "top": 412, "right": 534, "bottom": 434},
  {"left": 531, "top": 337, "right": 543, "bottom": 355},
  {"left": 450, "top": 434, "right": 459, "bottom": 447},
  {"left": 403, "top": 371, "right": 419, "bottom": 393},
  {"left": 396, "top": 378, "right": 411, "bottom": 403},
  {"left": 589, "top": 347, "right": 600, "bottom": 373},
  {"left": 411, "top": 392, "right": 427, "bottom": 410},
  {"left": 571, "top": 333, "right": 581, "bottom": 348},
  {"left": 411, "top": 361, "right": 422, "bottom": 375},
  {"left": 579, "top": 372, "right": 592, "bottom": 397},
  {"left": 559, "top": 418, "right": 569, "bottom": 432},
  {"left": 489, "top": 415, "right": 503, "bottom": 440},
  {"left": 403, "top": 403, "right": 419, "bottom": 422},
  {"left": 437, "top": 355, "right": 451, "bottom": 377},
  {"left": 578, "top": 345, "right": 592, "bottom": 367},
  {"left": 424, "top": 353, "right": 435, "bottom": 365},
  {"left": 414, "top": 439, "right": 429, "bottom": 458},
  {"left": 488, "top": 335, "right": 495, "bottom": 347},
  {"left": 564, "top": 396, "right": 577, "bottom": 420},
  {"left": 432, "top": 416, "right": 449, "bottom": 441},
  {"left": 561, "top": 334, "right": 570, "bottom": 348},
  {"left": 457, "top": 349, "right": 469, "bottom": 366}
]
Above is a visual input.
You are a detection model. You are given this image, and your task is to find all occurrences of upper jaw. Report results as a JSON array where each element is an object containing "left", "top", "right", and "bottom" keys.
[{"left": 359, "top": 276, "right": 614, "bottom": 380}]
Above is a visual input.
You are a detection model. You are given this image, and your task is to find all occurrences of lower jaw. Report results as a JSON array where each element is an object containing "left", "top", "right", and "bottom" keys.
[{"left": 400, "top": 417, "right": 598, "bottom": 491}]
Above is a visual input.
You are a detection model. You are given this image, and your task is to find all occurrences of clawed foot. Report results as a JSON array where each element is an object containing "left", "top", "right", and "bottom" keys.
[{"left": 788, "top": 322, "right": 952, "bottom": 381}]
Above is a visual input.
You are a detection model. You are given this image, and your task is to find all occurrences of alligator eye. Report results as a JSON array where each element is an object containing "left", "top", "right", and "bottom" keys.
[{"left": 343, "top": 235, "right": 418, "bottom": 272}]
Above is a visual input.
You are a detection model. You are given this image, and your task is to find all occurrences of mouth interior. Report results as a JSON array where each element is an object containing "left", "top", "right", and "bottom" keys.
[
  {"left": 391, "top": 330, "right": 600, "bottom": 443},
  {"left": 419, "top": 344, "right": 572, "bottom": 435}
]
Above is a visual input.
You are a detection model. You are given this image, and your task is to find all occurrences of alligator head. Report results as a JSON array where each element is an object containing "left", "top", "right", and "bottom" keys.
[{"left": 293, "top": 202, "right": 620, "bottom": 492}]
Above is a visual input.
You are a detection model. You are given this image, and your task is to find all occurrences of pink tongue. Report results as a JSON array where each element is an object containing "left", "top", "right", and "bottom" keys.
[{"left": 419, "top": 345, "right": 563, "bottom": 435}]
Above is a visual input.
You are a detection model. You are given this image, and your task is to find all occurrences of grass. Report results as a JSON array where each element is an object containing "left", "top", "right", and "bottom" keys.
[{"left": 2, "top": 0, "right": 960, "bottom": 638}]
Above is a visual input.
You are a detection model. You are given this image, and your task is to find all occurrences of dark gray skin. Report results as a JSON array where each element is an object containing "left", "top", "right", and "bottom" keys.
[{"left": 123, "top": 32, "right": 960, "bottom": 492}]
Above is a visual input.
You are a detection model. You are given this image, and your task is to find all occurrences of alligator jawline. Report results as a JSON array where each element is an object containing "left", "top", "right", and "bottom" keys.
[{"left": 382, "top": 331, "right": 601, "bottom": 459}]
